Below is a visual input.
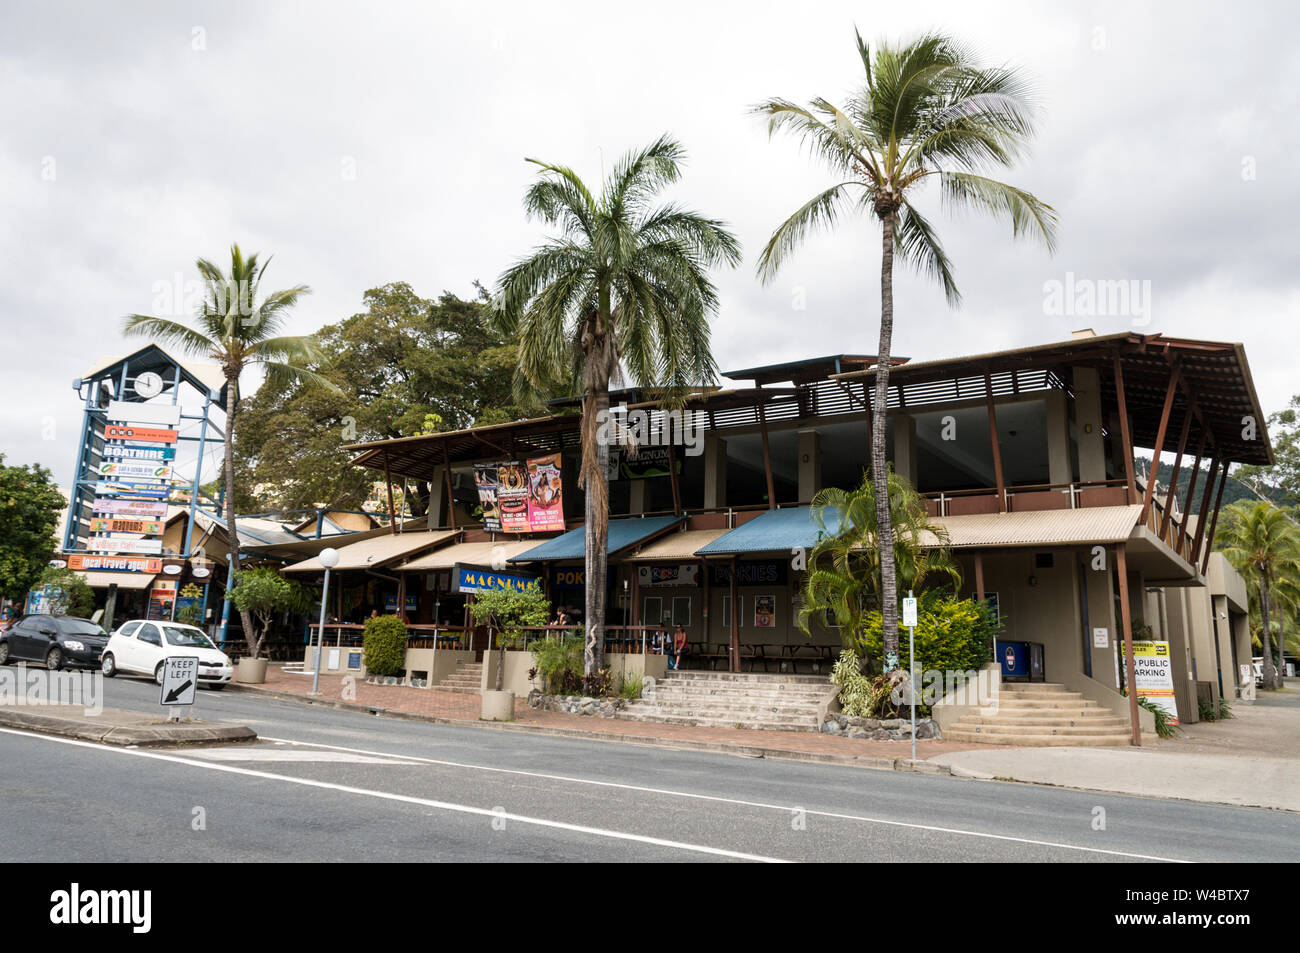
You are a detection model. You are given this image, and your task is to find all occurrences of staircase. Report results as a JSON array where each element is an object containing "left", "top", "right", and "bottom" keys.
[
  {"left": 945, "top": 682, "right": 1140, "bottom": 746},
  {"left": 436, "top": 661, "right": 483, "bottom": 694},
  {"left": 618, "top": 671, "right": 832, "bottom": 732}
]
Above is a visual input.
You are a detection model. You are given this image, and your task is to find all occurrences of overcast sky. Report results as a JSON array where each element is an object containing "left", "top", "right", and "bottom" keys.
[{"left": 2, "top": 0, "right": 1297, "bottom": 486}]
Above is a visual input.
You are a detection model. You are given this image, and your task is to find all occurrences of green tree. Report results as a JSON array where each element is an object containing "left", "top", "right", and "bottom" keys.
[
  {"left": 496, "top": 136, "right": 741, "bottom": 675},
  {"left": 0, "top": 456, "right": 66, "bottom": 604},
  {"left": 226, "top": 566, "right": 315, "bottom": 658},
  {"left": 797, "top": 469, "right": 961, "bottom": 653},
  {"left": 470, "top": 583, "right": 551, "bottom": 691},
  {"left": 123, "top": 244, "right": 338, "bottom": 656},
  {"left": 1233, "top": 398, "right": 1300, "bottom": 505},
  {"left": 754, "top": 32, "right": 1056, "bottom": 672},
  {"left": 1216, "top": 500, "right": 1300, "bottom": 689},
  {"left": 35, "top": 567, "right": 95, "bottom": 618}
]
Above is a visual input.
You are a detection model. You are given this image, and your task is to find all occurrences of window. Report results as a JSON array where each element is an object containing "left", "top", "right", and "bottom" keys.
[
  {"left": 671, "top": 597, "right": 692, "bottom": 627},
  {"left": 161, "top": 625, "right": 215, "bottom": 649},
  {"left": 720, "top": 596, "right": 742, "bottom": 629},
  {"left": 118, "top": 621, "right": 141, "bottom": 638},
  {"left": 138, "top": 624, "right": 162, "bottom": 646},
  {"left": 642, "top": 596, "right": 663, "bottom": 627}
]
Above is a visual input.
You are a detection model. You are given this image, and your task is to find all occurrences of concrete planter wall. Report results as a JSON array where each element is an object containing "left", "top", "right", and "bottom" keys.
[
  {"left": 481, "top": 690, "right": 515, "bottom": 721},
  {"left": 235, "top": 657, "right": 268, "bottom": 684},
  {"left": 527, "top": 693, "right": 625, "bottom": 718}
]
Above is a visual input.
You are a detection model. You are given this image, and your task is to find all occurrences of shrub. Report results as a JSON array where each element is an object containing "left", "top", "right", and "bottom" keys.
[
  {"left": 469, "top": 582, "right": 551, "bottom": 691},
  {"left": 582, "top": 668, "right": 613, "bottom": 698},
  {"left": 618, "top": 671, "right": 644, "bottom": 700},
  {"left": 362, "top": 615, "right": 408, "bottom": 677},
  {"left": 35, "top": 567, "right": 95, "bottom": 618},
  {"left": 831, "top": 651, "right": 903, "bottom": 718},
  {"left": 530, "top": 632, "right": 584, "bottom": 694},
  {"left": 857, "top": 590, "right": 998, "bottom": 676},
  {"left": 1137, "top": 696, "right": 1180, "bottom": 738}
]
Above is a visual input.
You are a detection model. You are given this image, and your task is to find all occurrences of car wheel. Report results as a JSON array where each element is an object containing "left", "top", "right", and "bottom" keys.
[
  {"left": 101, "top": 653, "right": 117, "bottom": 677},
  {"left": 154, "top": 662, "right": 165, "bottom": 686},
  {"left": 0, "top": 640, "right": 9, "bottom": 665},
  {"left": 46, "top": 646, "right": 63, "bottom": 672},
  {"left": 207, "top": 683, "right": 227, "bottom": 691}
]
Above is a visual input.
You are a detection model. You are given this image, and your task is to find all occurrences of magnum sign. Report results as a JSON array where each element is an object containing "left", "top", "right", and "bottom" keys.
[
  {"left": 90, "top": 517, "right": 166, "bottom": 535},
  {"left": 105, "top": 424, "right": 177, "bottom": 444}
]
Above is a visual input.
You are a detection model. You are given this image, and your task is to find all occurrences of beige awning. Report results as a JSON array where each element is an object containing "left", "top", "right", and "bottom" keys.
[
  {"left": 76, "top": 571, "right": 156, "bottom": 590},
  {"left": 397, "top": 540, "right": 539, "bottom": 572},
  {"left": 626, "top": 528, "right": 730, "bottom": 560},
  {"left": 930, "top": 505, "right": 1144, "bottom": 549},
  {"left": 282, "top": 530, "right": 459, "bottom": 573}
]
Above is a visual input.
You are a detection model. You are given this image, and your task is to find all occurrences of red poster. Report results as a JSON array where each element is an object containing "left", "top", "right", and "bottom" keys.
[
  {"left": 497, "top": 462, "right": 530, "bottom": 533},
  {"left": 105, "top": 424, "right": 178, "bottom": 444},
  {"left": 526, "top": 454, "right": 565, "bottom": 531}
]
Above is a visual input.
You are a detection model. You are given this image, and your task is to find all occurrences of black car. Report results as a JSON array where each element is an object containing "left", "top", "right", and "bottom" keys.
[{"left": 0, "top": 615, "right": 109, "bottom": 670}]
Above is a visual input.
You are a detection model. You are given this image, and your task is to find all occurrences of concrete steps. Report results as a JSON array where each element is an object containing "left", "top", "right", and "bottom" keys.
[
  {"left": 946, "top": 681, "right": 1136, "bottom": 747},
  {"left": 615, "top": 671, "right": 831, "bottom": 732},
  {"left": 436, "top": 662, "right": 483, "bottom": 695}
]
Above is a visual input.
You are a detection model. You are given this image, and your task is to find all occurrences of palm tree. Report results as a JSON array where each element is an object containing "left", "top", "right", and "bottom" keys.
[
  {"left": 754, "top": 32, "right": 1057, "bottom": 672},
  {"left": 497, "top": 136, "right": 741, "bottom": 675},
  {"left": 123, "top": 245, "right": 337, "bottom": 657},
  {"left": 798, "top": 469, "right": 961, "bottom": 656},
  {"left": 1216, "top": 500, "right": 1300, "bottom": 689}
]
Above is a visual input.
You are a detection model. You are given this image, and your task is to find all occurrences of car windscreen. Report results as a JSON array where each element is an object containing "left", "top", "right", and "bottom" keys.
[
  {"left": 60, "top": 619, "right": 108, "bottom": 638},
  {"left": 161, "top": 626, "right": 216, "bottom": 649}
]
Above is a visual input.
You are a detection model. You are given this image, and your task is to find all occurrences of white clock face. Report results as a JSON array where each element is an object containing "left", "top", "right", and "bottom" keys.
[{"left": 134, "top": 372, "right": 164, "bottom": 399}]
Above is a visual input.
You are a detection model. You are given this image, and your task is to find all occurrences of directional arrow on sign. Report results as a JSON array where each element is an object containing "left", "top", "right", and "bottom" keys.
[{"left": 164, "top": 680, "right": 193, "bottom": 704}]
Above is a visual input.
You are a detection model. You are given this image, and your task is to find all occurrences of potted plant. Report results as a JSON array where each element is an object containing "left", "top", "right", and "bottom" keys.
[
  {"left": 228, "top": 567, "right": 315, "bottom": 683},
  {"left": 469, "top": 582, "right": 549, "bottom": 721}
]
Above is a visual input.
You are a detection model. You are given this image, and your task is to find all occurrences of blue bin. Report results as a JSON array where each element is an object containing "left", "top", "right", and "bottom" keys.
[{"left": 997, "top": 640, "right": 1030, "bottom": 679}]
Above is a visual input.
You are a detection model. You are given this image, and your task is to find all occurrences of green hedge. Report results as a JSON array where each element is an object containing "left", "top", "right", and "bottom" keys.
[
  {"left": 857, "top": 589, "right": 998, "bottom": 675},
  {"left": 362, "top": 616, "right": 408, "bottom": 676}
]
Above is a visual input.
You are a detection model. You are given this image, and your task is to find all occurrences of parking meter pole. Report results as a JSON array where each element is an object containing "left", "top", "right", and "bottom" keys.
[
  {"left": 311, "top": 566, "right": 331, "bottom": 696},
  {"left": 909, "top": 589, "right": 916, "bottom": 764}
]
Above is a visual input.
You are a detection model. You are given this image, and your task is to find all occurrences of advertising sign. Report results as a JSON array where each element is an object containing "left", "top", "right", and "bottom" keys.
[
  {"left": 147, "top": 585, "right": 176, "bottom": 619},
  {"left": 89, "top": 517, "right": 166, "bottom": 535},
  {"left": 101, "top": 444, "right": 176, "bottom": 462},
  {"left": 383, "top": 594, "right": 419, "bottom": 613},
  {"left": 67, "top": 554, "right": 162, "bottom": 574},
  {"left": 91, "top": 498, "right": 169, "bottom": 518},
  {"left": 612, "top": 445, "right": 681, "bottom": 480},
  {"left": 104, "top": 424, "right": 178, "bottom": 444},
  {"left": 474, "top": 464, "right": 502, "bottom": 533},
  {"left": 106, "top": 401, "right": 181, "bottom": 427},
  {"left": 754, "top": 594, "right": 777, "bottom": 628},
  {"left": 94, "top": 480, "right": 171, "bottom": 500},
  {"left": 1119, "top": 640, "right": 1180, "bottom": 724},
  {"left": 525, "top": 454, "right": 565, "bottom": 531},
  {"left": 455, "top": 566, "right": 538, "bottom": 594},
  {"left": 551, "top": 567, "right": 586, "bottom": 589},
  {"left": 496, "top": 462, "right": 530, "bottom": 532},
  {"left": 90, "top": 536, "right": 164, "bottom": 555},
  {"left": 637, "top": 564, "right": 700, "bottom": 588},
  {"left": 98, "top": 461, "right": 173, "bottom": 481},
  {"left": 710, "top": 560, "right": 788, "bottom": 587}
]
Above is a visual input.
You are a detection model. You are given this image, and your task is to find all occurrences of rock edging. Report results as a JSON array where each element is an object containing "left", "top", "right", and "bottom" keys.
[
  {"left": 821, "top": 712, "right": 940, "bottom": 740},
  {"left": 527, "top": 692, "right": 626, "bottom": 718}
]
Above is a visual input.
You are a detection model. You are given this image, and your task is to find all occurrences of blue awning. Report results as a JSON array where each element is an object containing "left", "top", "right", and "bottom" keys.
[
  {"left": 510, "top": 515, "right": 685, "bottom": 563},
  {"left": 695, "top": 506, "right": 843, "bottom": 556}
]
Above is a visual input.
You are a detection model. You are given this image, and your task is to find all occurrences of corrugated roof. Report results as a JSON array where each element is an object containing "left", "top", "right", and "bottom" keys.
[
  {"left": 931, "top": 505, "right": 1144, "bottom": 549},
  {"left": 282, "top": 530, "right": 458, "bottom": 573},
  {"left": 626, "top": 528, "right": 729, "bottom": 560},
  {"left": 510, "top": 516, "right": 684, "bottom": 563},
  {"left": 398, "top": 540, "right": 539, "bottom": 572},
  {"left": 697, "top": 506, "right": 844, "bottom": 556}
]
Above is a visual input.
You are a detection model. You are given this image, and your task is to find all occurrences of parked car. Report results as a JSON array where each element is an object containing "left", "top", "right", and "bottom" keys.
[
  {"left": 101, "top": 620, "right": 232, "bottom": 689},
  {"left": 1252, "top": 657, "right": 1265, "bottom": 686},
  {"left": 0, "top": 614, "right": 110, "bottom": 670}
]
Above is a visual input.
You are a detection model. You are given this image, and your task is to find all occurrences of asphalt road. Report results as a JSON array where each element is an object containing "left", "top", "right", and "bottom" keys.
[{"left": 3, "top": 675, "right": 1298, "bottom": 863}]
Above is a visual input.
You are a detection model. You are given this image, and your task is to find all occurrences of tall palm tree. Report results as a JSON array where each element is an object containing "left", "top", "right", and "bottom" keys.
[
  {"left": 1216, "top": 500, "right": 1300, "bottom": 689},
  {"left": 754, "top": 32, "right": 1057, "bottom": 672},
  {"left": 798, "top": 469, "right": 961, "bottom": 656},
  {"left": 123, "top": 245, "right": 337, "bottom": 656},
  {"left": 497, "top": 136, "right": 741, "bottom": 675}
]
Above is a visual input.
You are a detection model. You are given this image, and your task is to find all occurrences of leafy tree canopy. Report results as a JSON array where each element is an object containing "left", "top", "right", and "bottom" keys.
[{"left": 0, "top": 456, "right": 66, "bottom": 603}]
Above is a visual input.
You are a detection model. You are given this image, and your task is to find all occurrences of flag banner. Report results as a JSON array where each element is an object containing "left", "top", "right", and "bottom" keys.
[
  {"left": 105, "top": 424, "right": 178, "bottom": 444},
  {"left": 89, "top": 536, "right": 164, "bottom": 555},
  {"left": 101, "top": 444, "right": 176, "bottom": 462},
  {"left": 98, "top": 461, "right": 174, "bottom": 481},
  {"left": 89, "top": 517, "right": 166, "bottom": 535},
  {"left": 66, "top": 554, "right": 162, "bottom": 573},
  {"left": 474, "top": 464, "right": 502, "bottom": 533},
  {"left": 91, "top": 498, "right": 169, "bottom": 518},
  {"left": 94, "top": 480, "right": 171, "bottom": 500},
  {"left": 525, "top": 454, "right": 565, "bottom": 531}
]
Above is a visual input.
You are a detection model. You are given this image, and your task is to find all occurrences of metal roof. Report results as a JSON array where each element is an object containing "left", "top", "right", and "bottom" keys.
[
  {"left": 282, "top": 530, "right": 458, "bottom": 573},
  {"left": 928, "top": 505, "right": 1144, "bottom": 549},
  {"left": 510, "top": 515, "right": 684, "bottom": 563},
  {"left": 696, "top": 506, "right": 844, "bottom": 556},
  {"left": 624, "top": 527, "right": 730, "bottom": 561},
  {"left": 723, "top": 354, "right": 900, "bottom": 386},
  {"left": 398, "top": 540, "right": 539, "bottom": 572}
]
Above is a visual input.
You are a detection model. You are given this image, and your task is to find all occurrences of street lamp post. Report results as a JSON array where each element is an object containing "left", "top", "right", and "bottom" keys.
[{"left": 310, "top": 548, "right": 340, "bottom": 696}]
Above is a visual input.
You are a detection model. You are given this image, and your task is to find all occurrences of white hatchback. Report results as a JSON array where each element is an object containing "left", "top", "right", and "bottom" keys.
[{"left": 101, "top": 620, "right": 233, "bottom": 689}]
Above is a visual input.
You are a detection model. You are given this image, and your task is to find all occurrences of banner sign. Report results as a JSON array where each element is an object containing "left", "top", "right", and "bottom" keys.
[
  {"left": 384, "top": 594, "right": 419, "bottom": 613},
  {"left": 710, "top": 560, "right": 788, "bottom": 587},
  {"left": 91, "top": 498, "right": 169, "bottom": 518},
  {"left": 89, "top": 517, "right": 166, "bottom": 535},
  {"left": 551, "top": 567, "right": 586, "bottom": 589},
  {"left": 147, "top": 587, "right": 176, "bottom": 620},
  {"left": 1120, "top": 640, "right": 1180, "bottom": 724},
  {"left": 106, "top": 401, "right": 181, "bottom": 427},
  {"left": 97, "top": 461, "right": 174, "bottom": 481},
  {"left": 455, "top": 566, "right": 538, "bottom": 594},
  {"left": 67, "top": 554, "right": 162, "bottom": 574},
  {"left": 474, "top": 465, "right": 502, "bottom": 533},
  {"left": 105, "top": 424, "right": 177, "bottom": 444},
  {"left": 754, "top": 594, "right": 777, "bottom": 628},
  {"left": 637, "top": 564, "right": 700, "bottom": 588},
  {"left": 95, "top": 480, "right": 171, "bottom": 500},
  {"left": 476, "top": 456, "right": 565, "bottom": 533},
  {"left": 90, "top": 536, "right": 164, "bottom": 555},
  {"left": 101, "top": 444, "right": 176, "bottom": 462},
  {"left": 610, "top": 446, "right": 680, "bottom": 481}
]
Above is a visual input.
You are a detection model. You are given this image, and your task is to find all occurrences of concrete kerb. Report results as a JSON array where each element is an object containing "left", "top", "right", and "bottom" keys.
[
  {"left": 0, "top": 706, "right": 257, "bottom": 748},
  {"left": 223, "top": 681, "right": 954, "bottom": 775}
]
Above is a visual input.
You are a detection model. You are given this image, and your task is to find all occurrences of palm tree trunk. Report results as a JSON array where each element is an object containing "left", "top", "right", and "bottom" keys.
[
  {"left": 873, "top": 208, "right": 900, "bottom": 673},
  {"left": 582, "top": 379, "right": 610, "bottom": 678},
  {"left": 223, "top": 376, "right": 259, "bottom": 657},
  {"left": 1261, "top": 576, "right": 1278, "bottom": 689}
]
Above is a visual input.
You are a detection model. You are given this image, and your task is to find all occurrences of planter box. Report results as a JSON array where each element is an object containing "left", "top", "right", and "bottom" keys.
[
  {"left": 235, "top": 657, "right": 268, "bottom": 684},
  {"left": 481, "top": 690, "right": 515, "bottom": 721}
]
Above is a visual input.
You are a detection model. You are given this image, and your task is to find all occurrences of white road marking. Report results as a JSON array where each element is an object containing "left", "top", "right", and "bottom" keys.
[
  {"left": 183, "top": 748, "right": 421, "bottom": 765},
  {"left": 257, "top": 735, "right": 1192, "bottom": 863},
  {"left": 0, "top": 728, "right": 786, "bottom": 863}
]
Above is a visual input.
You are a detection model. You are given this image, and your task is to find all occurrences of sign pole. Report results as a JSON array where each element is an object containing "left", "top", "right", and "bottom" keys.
[
  {"left": 901, "top": 589, "right": 919, "bottom": 764},
  {"left": 311, "top": 565, "right": 331, "bottom": 696}
]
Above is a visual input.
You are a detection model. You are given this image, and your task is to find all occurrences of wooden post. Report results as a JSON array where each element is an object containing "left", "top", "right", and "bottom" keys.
[
  {"left": 1201, "top": 463, "right": 1230, "bottom": 576},
  {"left": 1176, "top": 435, "right": 1207, "bottom": 556},
  {"left": 1115, "top": 543, "right": 1143, "bottom": 746},
  {"left": 974, "top": 552, "right": 985, "bottom": 602},
  {"left": 757, "top": 387, "right": 776, "bottom": 510},
  {"left": 984, "top": 373, "right": 1006, "bottom": 512},
  {"left": 1141, "top": 365, "right": 1181, "bottom": 522},
  {"left": 630, "top": 562, "right": 640, "bottom": 627},
  {"left": 729, "top": 556, "right": 739, "bottom": 673},
  {"left": 1160, "top": 411, "right": 1192, "bottom": 538},
  {"left": 384, "top": 453, "right": 397, "bottom": 535},
  {"left": 1191, "top": 457, "right": 1220, "bottom": 565},
  {"left": 1113, "top": 356, "right": 1138, "bottom": 505},
  {"left": 443, "top": 443, "right": 457, "bottom": 531},
  {"left": 667, "top": 441, "right": 682, "bottom": 516},
  {"left": 396, "top": 572, "right": 406, "bottom": 622}
]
